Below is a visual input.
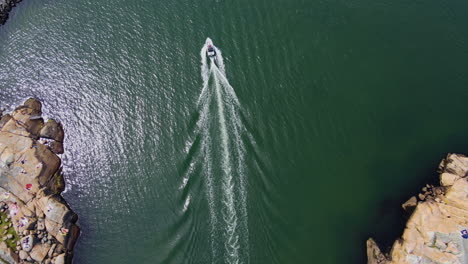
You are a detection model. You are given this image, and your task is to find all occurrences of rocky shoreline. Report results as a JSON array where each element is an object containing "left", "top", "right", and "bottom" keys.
[
  {"left": 0, "top": 0, "right": 23, "bottom": 25},
  {"left": 367, "top": 153, "right": 468, "bottom": 264},
  {"left": 0, "top": 99, "right": 79, "bottom": 264}
]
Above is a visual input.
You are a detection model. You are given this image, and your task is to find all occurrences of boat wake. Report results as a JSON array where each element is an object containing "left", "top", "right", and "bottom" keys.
[{"left": 194, "top": 39, "right": 249, "bottom": 264}]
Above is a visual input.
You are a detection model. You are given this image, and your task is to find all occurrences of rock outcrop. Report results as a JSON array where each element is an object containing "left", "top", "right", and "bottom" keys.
[
  {"left": 367, "top": 153, "right": 468, "bottom": 264},
  {"left": 0, "top": 98, "right": 79, "bottom": 264},
  {"left": 0, "top": 0, "right": 23, "bottom": 25}
]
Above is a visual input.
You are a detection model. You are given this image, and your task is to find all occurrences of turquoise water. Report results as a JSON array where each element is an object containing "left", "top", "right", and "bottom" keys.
[{"left": 1, "top": 0, "right": 468, "bottom": 263}]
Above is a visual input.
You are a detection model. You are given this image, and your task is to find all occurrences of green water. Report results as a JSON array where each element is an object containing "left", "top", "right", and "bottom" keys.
[{"left": 1, "top": 0, "right": 468, "bottom": 263}]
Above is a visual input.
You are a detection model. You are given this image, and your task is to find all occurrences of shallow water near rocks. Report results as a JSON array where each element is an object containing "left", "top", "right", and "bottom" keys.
[{"left": 1, "top": 0, "right": 468, "bottom": 263}]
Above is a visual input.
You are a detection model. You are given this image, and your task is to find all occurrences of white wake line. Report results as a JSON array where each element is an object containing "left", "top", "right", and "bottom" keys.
[
  {"left": 199, "top": 42, "right": 249, "bottom": 263},
  {"left": 213, "top": 69, "right": 240, "bottom": 262},
  {"left": 213, "top": 67, "right": 239, "bottom": 105}
]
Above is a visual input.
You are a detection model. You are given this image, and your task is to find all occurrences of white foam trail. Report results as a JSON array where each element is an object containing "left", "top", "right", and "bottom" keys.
[
  {"left": 198, "top": 40, "right": 248, "bottom": 263},
  {"left": 214, "top": 67, "right": 240, "bottom": 108},
  {"left": 213, "top": 70, "right": 240, "bottom": 262},
  {"left": 200, "top": 45, "right": 209, "bottom": 87},
  {"left": 215, "top": 48, "right": 226, "bottom": 76},
  {"left": 214, "top": 67, "right": 249, "bottom": 264}
]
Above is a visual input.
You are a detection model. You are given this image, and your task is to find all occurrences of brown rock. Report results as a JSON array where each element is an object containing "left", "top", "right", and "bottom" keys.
[
  {"left": 49, "top": 141, "right": 64, "bottom": 154},
  {"left": 39, "top": 119, "right": 64, "bottom": 142},
  {"left": 34, "top": 143, "right": 61, "bottom": 187},
  {"left": 30, "top": 243, "right": 51, "bottom": 262},
  {"left": 0, "top": 114, "right": 11, "bottom": 130},
  {"left": 37, "top": 218, "right": 45, "bottom": 231},
  {"left": 401, "top": 196, "right": 417, "bottom": 212},
  {"left": 48, "top": 243, "right": 56, "bottom": 258},
  {"left": 418, "top": 193, "right": 425, "bottom": 200},
  {"left": 366, "top": 238, "right": 388, "bottom": 264},
  {"left": 367, "top": 153, "right": 468, "bottom": 264},
  {"left": 22, "top": 98, "right": 42, "bottom": 113},
  {"left": 0, "top": 100, "right": 79, "bottom": 263}
]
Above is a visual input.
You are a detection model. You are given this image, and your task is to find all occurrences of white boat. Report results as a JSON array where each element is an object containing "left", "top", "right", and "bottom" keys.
[{"left": 206, "top": 38, "right": 216, "bottom": 58}]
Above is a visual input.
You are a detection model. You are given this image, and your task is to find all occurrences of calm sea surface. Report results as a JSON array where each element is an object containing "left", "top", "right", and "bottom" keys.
[{"left": 1, "top": 0, "right": 468, "bottom": 263}]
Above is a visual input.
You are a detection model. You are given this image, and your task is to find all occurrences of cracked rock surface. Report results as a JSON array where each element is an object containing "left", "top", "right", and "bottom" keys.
[
  {"left": 0, "top": 98, "right": 79, "bottom": 264},
  {"left": 367, "top": 154, "right": 468, "bottom": 264}
]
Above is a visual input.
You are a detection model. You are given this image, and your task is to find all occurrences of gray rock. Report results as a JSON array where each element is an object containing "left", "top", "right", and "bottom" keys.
[
  {"left": 0, "top": 241, "right": 19, "bottom": 264},
  {"left": 55, "top": 253, "right": 65, "bottom": 264},
  {"left": 0, "top": 149, "right": 14, "bottom": 167},
  {"left": 19, "top": 250, "right": 28, "bottom": 260},
  {"left": 21, "top": 235, "right": 34, "bottom": 252},
  {"left": 6, "top": 234, "right": 12, "bottom": 239}
]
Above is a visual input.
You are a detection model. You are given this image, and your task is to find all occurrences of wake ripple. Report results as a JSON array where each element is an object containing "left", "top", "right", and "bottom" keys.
[{"left": 195, "top": 39, "right": 249, "bottom": 264}]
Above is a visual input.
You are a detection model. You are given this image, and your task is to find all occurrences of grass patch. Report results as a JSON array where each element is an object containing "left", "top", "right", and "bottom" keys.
[{"left": 0, "top": 212, "right": 19, "bottom": 250}]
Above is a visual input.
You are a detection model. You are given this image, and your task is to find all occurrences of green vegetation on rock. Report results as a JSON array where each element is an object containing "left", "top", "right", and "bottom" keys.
[{"left": 0, "top": 212, "right": 19, "bottom": 250}]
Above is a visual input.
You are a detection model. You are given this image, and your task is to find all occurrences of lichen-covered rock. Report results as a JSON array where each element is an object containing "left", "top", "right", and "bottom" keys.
[{"left": 367, "top": 153, "right": 468, "bottom": 264}]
